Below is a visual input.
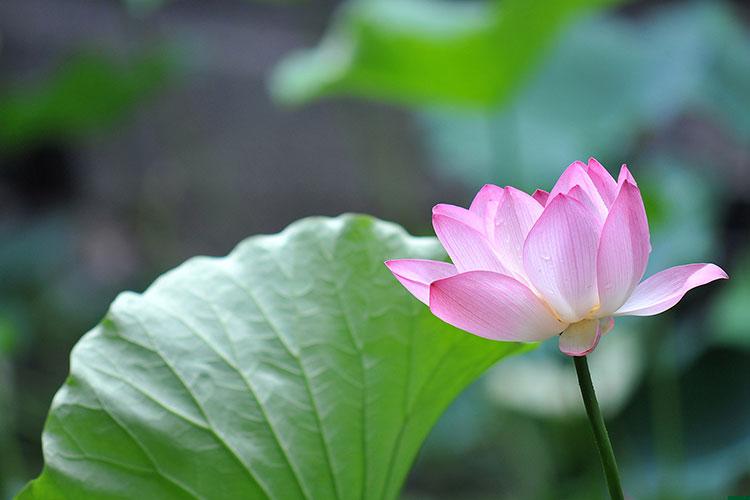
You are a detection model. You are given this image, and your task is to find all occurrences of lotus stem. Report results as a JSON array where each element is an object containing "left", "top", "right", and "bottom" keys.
[{"left": 573, "top": 355, "right": 625, "bottom": 500}]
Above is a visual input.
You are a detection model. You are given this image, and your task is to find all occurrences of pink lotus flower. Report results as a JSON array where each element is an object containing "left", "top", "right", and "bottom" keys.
[{"left": 386, "top": 158, "right": 728, "bottom": 356}]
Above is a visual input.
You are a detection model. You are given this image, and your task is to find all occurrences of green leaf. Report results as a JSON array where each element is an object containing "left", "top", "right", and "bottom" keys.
[
  {"left": 0, "top": 52, "right": 171, "bottom": 151},
  {"left": 269, "top": 0, "right": 622, "bottom": 108},
  {"left": 18, "top": 215, "right": 528, "bottom": 499}
]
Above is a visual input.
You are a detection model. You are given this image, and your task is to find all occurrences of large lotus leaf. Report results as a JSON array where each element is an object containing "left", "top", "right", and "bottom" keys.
[
  {"left": 18, "top": 215, "right": 528, "bottom": 499},
  {"left": 269, "top": 0, "right": 621, "bottom": 107}
]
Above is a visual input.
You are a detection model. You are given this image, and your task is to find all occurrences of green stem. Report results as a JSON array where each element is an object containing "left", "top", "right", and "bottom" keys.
[{"left": 573, "top": 355, "right": 625, "bottom": 500}]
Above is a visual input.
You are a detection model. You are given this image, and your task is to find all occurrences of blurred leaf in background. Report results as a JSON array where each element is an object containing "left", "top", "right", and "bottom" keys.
[
  {"left": 0, "top": 51, "right": 172, "bottom": 151},
  {"left": 420, "top": 1, "right": 750, "bottom": 192},
  {"left": 270, "top": 0, "right": 623, "bottom": 107}
]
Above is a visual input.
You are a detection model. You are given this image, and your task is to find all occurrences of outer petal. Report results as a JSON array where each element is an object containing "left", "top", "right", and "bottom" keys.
[
  {"left": 549, "top": 161, "right": 608, "bottom": 222},
  {"left": 469, "top": 184, "right": 505, "bottom": 220},
  {"left": 523, "top": 194, "right": 600, "bottom": 323},
  {"left": 385, "top": 259, "right": 457, "bottom": 305},
  {"left": 585, "top": 158, "right": 618, "bottom": 206},
  {"left": 559, "top": 319, "right": 601, "bottom": 356},
  {"left": 433, "top": 205, "right": 508, "bottom": 274},
  {"left": 532, "top": 189, "right": 549, "bottom": 206},
  {"left": 433, "top": 203, "right": 484, "bottom": 232},
  {"left": 596, "top": 181, "right": 651, "bottom": 315},
  {"left": 429, "top": 271, "right": 565, "bottom": 342},
  {"left": 486, "top": 187, "right": 543, "bottom": 281},
  {"left": 615, "top": 263, "right": 728, "bottom": 316}
]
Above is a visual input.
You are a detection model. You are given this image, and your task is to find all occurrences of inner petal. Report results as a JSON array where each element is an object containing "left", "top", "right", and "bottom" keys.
[
  {"left": 523, "top": 194, "right": 600, "bottom": 323},
  {"left": 486, "top": 187, "right": 542, "bottom": 283}
]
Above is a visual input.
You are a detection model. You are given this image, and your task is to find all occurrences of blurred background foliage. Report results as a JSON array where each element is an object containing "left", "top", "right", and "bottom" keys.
[
  {"left": 0, "top": 0, "right": 748, "bottom": 498},
  {"left": 0, "top": 51, "right": 172, "bottom": 151},
  {"left": 270, "top": 0, "right": 622, "bottom": 106}
]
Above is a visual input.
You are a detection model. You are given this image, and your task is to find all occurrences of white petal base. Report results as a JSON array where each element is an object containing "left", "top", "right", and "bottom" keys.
[{"left": 559, "top": 319, "right": 602, "bottom": 356}]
